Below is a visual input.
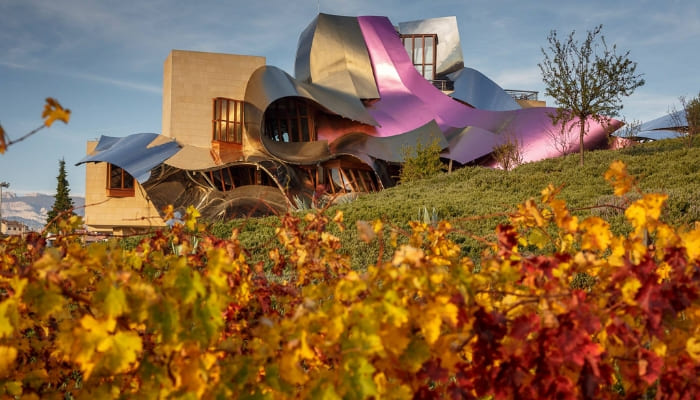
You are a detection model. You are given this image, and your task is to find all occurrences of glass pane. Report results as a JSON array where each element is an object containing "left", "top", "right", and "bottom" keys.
[
  {"left": 280, "top": 120, "right": 289, "bottom": 142},
  {"left": 291, "top": 118, "right": 300, "bottom": 141},
  {"left": 424, "top": 36, "right": 434, "bottom": 62},
  {"left": 214, "top": 99, "right": 221, "bottom": 120},
  {"left": 413, "top": 37, "right": 423, "bottom": 64},
  {"left": 424, "top": 65, "right": 434, "bottom": 80},
  {"left": 298, "top": 101, "right": 308, "bottom": 116},
  {"left": 404, "top": 38, "right": 412, "bottom": 61},
  {"left": 235, "top": 123, "right": 242, "bottom": 143},
  {"left": 123, "top": 172, "right": 134, "bottom": 189},
  {"left": 110, "top": 166, "right": 122, "bottom": 189},
  {"left": 301, "top": 118, "right": 310, "bottom": 141},
  {"left": 227, "top": 123, "right": 235, "bottom": 142},
  {"left": 234, "top": 101, "right": 241, "bottom": 123}
]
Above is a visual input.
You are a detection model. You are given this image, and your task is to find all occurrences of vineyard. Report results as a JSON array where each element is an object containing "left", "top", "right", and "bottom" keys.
[{"left": 1, "top": 160, "right": 699, "bottom": 399}]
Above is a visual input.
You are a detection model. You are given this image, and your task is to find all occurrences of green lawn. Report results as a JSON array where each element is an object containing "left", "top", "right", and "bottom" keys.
[{"left": 213, "top": 138, "right": 700, "bottom": 269}]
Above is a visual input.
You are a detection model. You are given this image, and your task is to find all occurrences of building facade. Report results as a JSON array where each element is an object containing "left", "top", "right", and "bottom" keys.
[{"left": 79, "top": 13, "right": 620, "bottom": 234}]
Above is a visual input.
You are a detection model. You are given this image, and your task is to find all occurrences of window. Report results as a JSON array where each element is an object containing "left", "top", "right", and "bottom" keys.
[
  {"left": 198, "top": 165, "right": 275, "bottom": 192},
  {"left": 107, "top": 164, "right": 134, "bottom": 197},
  {"left": 213, "top": 98, "right": 244, "bottom": 144},
  {"left": 264, "top": 98, "right": 316, "bottom": 142},
  {"left": 319, "top": 159, "right": 380, "bottom": 194},
  {"left": 400, "top": 34, "right": 438, "bottom": 80}
]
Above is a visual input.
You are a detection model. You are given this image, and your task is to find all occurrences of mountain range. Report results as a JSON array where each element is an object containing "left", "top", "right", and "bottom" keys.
[{"left": 1, "top": 191, "right": 85, "bottom": 231}]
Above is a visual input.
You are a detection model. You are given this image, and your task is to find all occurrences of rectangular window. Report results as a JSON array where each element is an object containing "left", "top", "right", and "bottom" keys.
[
  {"left": 213, "top": 98, "right": 244, "bottom": 144},
  {"left": 400, "top": 33, "right": 438, "bottom": 80},
  {"left": 107, "top": 164, "right": 135, "bottom": 197}
]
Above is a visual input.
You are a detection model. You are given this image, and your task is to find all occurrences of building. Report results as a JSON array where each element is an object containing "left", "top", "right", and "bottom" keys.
[
  {"left": 78, "top": 13, "right": 620, "bottom": 234},
  {"left": 1, "top": 219, "right": 29, "bottom": 237}
]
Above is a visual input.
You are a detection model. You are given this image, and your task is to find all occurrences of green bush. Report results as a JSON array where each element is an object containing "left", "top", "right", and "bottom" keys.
[{"left": 399, "top": 137, "right": 445, "bottom": 183}]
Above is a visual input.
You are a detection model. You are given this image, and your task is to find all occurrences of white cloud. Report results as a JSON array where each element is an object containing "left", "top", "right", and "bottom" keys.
[
  {"left": 0, "top": 61, "right": 161, "bottom": 94},
  {"left": 491, "top": 67, "right": 543, "bottom": 90}
]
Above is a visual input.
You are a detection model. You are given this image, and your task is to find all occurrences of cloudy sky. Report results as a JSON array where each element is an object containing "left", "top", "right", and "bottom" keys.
[{"left": 0, "top": 0, "right": 698, "bottom": 196}]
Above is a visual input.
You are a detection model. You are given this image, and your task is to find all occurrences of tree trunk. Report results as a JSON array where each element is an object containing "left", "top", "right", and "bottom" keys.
[{"left": 579, "top": 119, "right": 586, "bottom": 166}]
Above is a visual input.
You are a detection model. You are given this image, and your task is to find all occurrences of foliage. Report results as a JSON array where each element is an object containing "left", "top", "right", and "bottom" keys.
[
  {"left": 215, "top": 138, "right": 700, "bottom": 269},
  {"left": 492, "top": 133, "right": 524, "bottom": 171},
  {"left": 670, "top": 91, "right": 700, "bottom": 147},
  {"left": 399, "top": 137, "right": 445, "bottom": 183},
  {"left": 46, "top": 159, "right": 76, "bottom": 229},
  {"left": 539, "top": 25, "right": 645, "bottom": 165},
  {"left": 0, "top": 98, "right": 70, "bottom": 154},
  {"left": 1, "top": 161, "right": 699, "bottom": 399}
]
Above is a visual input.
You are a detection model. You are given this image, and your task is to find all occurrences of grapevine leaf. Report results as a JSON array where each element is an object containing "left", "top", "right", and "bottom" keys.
[
  {"left": 686, "top": 337, "right": 700, "bottom": 361},
  {"left": 42, "top": 97, "right": 71, "bottom": 127},
  {"left": 102, "top": 330, "right": 143, "bottom": 374},
  {"left": 0, "top": 346, "right": 18, "bottom": 376},
  {"left": 0, "top": 124, "right": 6, "bottom": 154},
  {"left": 22, "top": 283, "right": 66, "bottom": 318},
  {"left": 0, "top": 302, "right": 15, "bottom": 338}
]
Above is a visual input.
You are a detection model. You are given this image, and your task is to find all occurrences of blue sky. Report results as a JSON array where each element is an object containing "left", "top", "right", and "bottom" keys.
[{"left": 1, "top": 0, "right": 698, "bottom": 196}]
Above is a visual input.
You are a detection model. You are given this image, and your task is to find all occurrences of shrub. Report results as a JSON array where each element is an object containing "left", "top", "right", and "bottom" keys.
[
  {"left": 1, "top": 161, "right": 699, "bottom": 398},
  {"left": 399, "top": 136, "right": 445, "bottom": 183},
  {"left": 492, "top": 133, "right": 524, "bottom": 170}
]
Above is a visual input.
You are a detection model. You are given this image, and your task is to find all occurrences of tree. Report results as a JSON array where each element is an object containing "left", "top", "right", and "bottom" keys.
[
  {"left": 670, "top": 91, "right": 700, "bottom": 147},
  {"left": 539, "top": 25, "right": 645, "bottom": 165},
  {"left": 46, "top": 158, "right": 75, "bottom": 225}
]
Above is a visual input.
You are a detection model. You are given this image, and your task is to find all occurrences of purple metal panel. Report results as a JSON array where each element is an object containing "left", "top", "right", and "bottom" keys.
[{"left": 356, "top": 16, "right": 619, "bottom": 164}]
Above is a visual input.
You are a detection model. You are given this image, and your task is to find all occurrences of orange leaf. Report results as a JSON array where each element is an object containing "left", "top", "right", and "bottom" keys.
[
  {"left": 42, "top": 97, "right": 71, "bottom": 127},
  {"left": 0, "top": 124, "right": 6, "bottom": 154}
]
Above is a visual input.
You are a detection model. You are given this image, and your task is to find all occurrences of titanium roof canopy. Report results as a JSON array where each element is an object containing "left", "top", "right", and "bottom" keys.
[
  {"left": 398, "top": 16, "right": 465, "bottom": 79},
  {"left": 295, "top": 13, "right": 380, "bottom": 99}
]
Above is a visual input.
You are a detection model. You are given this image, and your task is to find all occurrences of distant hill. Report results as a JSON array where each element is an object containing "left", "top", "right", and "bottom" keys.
[{"left": 0, "top": 192, "right": 85, "bottom": 231}]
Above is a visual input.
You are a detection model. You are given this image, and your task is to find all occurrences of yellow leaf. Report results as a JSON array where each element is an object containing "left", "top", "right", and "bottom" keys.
[
  {"left": 580, "top": 216, "right": 612, "bottom": 251},
  {"left": 280, "top": 352, "right": 308, "bottom": 385},
  {"left": 625, "top": 194, "right": 668, "bottom": 235},
  {"left": 299, "top": 331, "right": 315, "bottom": 360},
  {"left": 102, "top": 285, "right": 129, "bottom": 319},
  {"left": 686, "top": 337, "right": 700, "bottom": 361},
  {"left": 185, "top": 205, "right": 201, "bottom": 231},
  {"left": 604, "top": 160, "right": 634, "bottom": 196},
  {"left": 680, "top": 227, "right": 700, "bottom": 261},
  {"left": 381, "top": 324, "right": 411, "bottom": 356},
  {"left": 162, "top": 204, "right": 175, "bottom": 221},
  {"left": 0, "top": 346, "right": 18, "bottom": 377},
  {"left": 651, "top": 340, "right": 667, "bottom": 358},
  {"left": 417, "top": 297, "right": 455, "bottom": 345},
  {"left": 102, "top": 330, "right": 143, "bottom": 374},
  {"left": 621, "top": 278, "right": 642, "bottom": 306},
  {"left": 0, "top": 301, "right": 15, "bottom": 338},
  {"left": 42, "top": 97, "right": 71, "bottom": 127}
]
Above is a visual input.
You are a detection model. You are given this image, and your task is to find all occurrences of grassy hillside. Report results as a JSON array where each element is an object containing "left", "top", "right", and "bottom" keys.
[{"left": 213, "top": 138, "right": 699, "bottom": 268}]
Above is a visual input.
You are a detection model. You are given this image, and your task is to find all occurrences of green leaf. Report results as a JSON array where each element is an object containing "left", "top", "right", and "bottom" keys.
[
  {"left": 101, "top": 330, "right": 142, "bottom": 374},
  {"left": 399, "top": 337, "right": 431, "bottom": 373}
]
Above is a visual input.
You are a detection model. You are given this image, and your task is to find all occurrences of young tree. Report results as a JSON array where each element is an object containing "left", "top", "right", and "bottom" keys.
[
  {"left": 399, "top": 137, "right": 445, "bottom": 183},
  {"left": 670, "top": 91, "right": 700, "bottom": 147},
  {"left": 46, "top": 158, "right": 75, "bottom": 225},
  {"left": 539, "top": 25, "right": 645, "bottom": 165}
]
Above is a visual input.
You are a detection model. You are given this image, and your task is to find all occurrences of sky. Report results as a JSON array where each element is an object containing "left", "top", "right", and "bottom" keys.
[{"left": 0, "top": 0, "right": 698, "bottom": 196}]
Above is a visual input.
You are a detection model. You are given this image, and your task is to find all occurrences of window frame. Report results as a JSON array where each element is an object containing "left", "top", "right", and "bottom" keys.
[
  {"left": 400, "top": 33, "right": 438, "bottom": 80},
  {"left": 212, "top": 98, "right": 244, "bottom": 145},
  {"left": 264, "top": 98, "right": 317, "bottom": 143},
  {"left": 106, "top": 163, "right": 135, "bottom": 197}
]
